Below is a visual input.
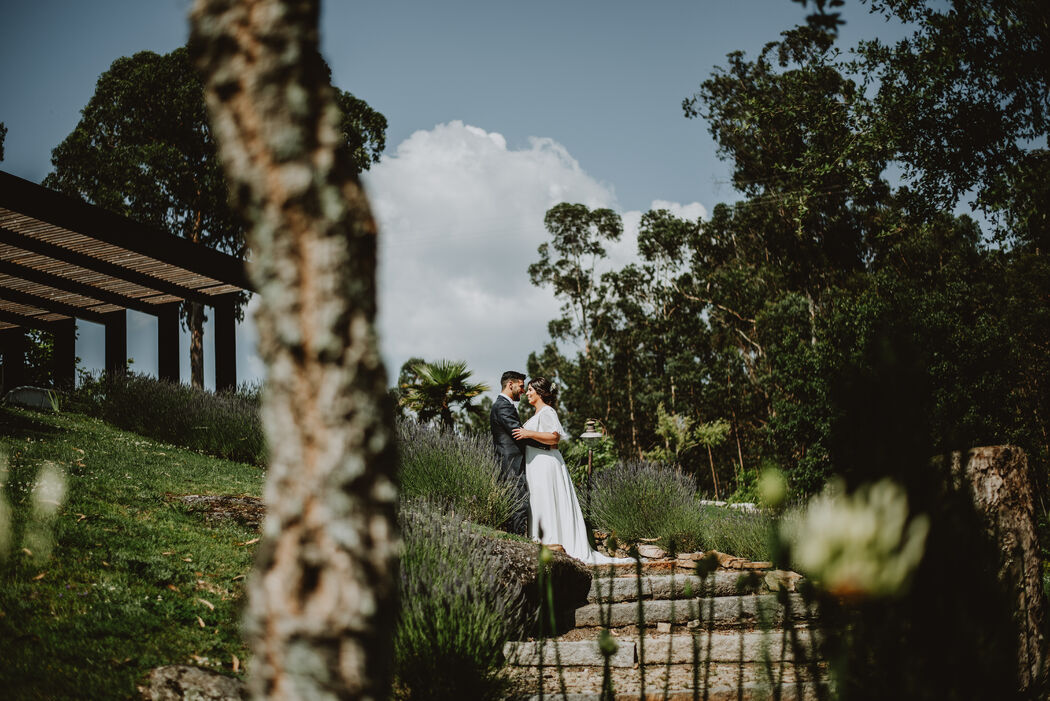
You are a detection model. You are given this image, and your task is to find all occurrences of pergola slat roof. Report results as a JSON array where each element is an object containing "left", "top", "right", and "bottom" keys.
[{"left": 0, "top": 170, "right": 252, "bottom": 389}]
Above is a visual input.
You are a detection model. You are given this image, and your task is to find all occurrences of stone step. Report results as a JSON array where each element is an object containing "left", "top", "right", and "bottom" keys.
[
  {"left": 588, "top": 570, "right": 800, "bottom": 604},
  {"left": 517, "top": 683, "right": 826, "bottom": 701},
  {"left": 505, "top": 630, "right": 820, "bottom": 667},
  {"left": 575, "top": 593, "right": 813, "bottom": 628},
  {"left": 506, "top": 663, "right": 828, "bottom": 699}
]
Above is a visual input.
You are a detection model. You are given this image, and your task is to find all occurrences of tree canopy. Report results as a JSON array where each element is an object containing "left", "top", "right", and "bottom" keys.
[
  {"left": 43, "top": 47, "right": 386, "bottom": 386},
  {"left": 528, "top": 0, "right": 1050, "bottom": 504}
]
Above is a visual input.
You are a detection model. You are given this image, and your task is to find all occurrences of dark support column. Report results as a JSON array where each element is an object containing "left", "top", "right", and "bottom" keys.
[
  {"left": 0, "top": 328, "right": 28, "bottom": 391},
  {"left": 157, "top": 303, "right": 181, "bottom": 383},
  {"left": 213, "top": 295, "right": 237, "bottom": 392},
  {"left": 51, "top": 318, "right": 76, "bottom": 389},
  {"left": 102, "top": 309, "right": 127, "bottom": 377}
]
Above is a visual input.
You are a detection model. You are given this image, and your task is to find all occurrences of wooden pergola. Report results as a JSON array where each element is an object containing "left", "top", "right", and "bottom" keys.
[{"left": 0, "top": 170, "right": 254, "bottom": 392}]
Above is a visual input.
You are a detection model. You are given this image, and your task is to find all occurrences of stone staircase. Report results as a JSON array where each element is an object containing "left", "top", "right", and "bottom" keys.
[{"left": 504, "top": 559, "right": 828, "bottom": 700}]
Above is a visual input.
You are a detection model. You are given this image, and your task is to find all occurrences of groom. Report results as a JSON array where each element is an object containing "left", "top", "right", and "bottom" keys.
[{"left": 489, "top": 370, "right": 546, "bottom": 535}]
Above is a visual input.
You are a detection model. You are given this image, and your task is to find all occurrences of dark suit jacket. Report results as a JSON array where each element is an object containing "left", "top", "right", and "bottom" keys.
[{"left": 490, "top": 394, "right": 528, "bottom": 481}]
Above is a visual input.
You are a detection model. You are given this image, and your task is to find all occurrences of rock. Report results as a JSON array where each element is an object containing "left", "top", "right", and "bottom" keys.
[
  {"left": 656, "top": 621, "right": 672, "bottom": 633},
  {"left": 4, "top": 386, "right": 59, "bottom": 411},
  {"left": 707, "top": 551, "right": 771, "bottom": 571},
  {"left": 637, "top": 544, "right": 666, "bottom": 560},
  {"left": 485, "top": 536, "right": 592, "bottom": 635},
  {"left": 504, "top": 639, "right": 636, "bottom": 667},
  {"left": 142, "top": 666, "right": 245, "bottom": 700},
  {"left": 640, "top": 630, "right": 819, "bottom": 664},
  {"left": 711, "top": 551, "right": 738, "bottom": 568},
  {"left": 574, "top": 594, "right": 812, "bottom": 628},
  {"left": 589, "top": 575, "right": 653, "bottom": 603},
  {"left": 677, "top": 553, "right": 720, "bottom": 574},
  {"left": 765, "top": 570, "right": 803, "bottom": 593}
]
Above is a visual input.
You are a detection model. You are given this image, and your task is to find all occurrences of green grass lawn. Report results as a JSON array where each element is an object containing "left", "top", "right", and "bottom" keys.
[{"left": 0, "top": 405, "right": 263, "bottom": 700}]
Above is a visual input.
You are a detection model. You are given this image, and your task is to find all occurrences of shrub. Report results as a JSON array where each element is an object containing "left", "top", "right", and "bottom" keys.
[
  {"left": 559, "top": 437, "right": 618, "bottom": 489},
  {"left": 397, "top": 421, "right": 522, "bottom": 529},
  {"left": 590, "top": 459, "right": 698, "bottom": 545},
  {"left": 591, "top": 459, "right": 772, "bottom": 559},
  {"left": 692, "top": 505, "right": 772, "bottom": 561},
  {"left": 69, "top": 372, "right": 264, "bottom": 465},
  {"left": 394, "top": 500, "right": 523, "bottom": 700}
]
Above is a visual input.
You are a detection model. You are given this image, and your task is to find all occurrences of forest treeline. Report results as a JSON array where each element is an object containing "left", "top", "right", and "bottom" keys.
[{"left": 527, "top": 2, "right": 1050, "bottom": 500}]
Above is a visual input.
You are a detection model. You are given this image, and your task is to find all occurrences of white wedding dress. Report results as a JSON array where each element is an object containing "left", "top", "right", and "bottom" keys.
[{"left": 524, "top": 405, "right": 634, "bottom": 566}]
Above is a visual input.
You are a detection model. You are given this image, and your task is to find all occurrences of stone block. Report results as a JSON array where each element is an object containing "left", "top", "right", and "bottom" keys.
[
  {"left": 574, "top": 594, "right": 810, "bottom": 628},
  {"left": 504, "top": 639, "right": 636, "bottom": 667},
  {"left": 637, "top": 544, "right": 666, "bottom": 560},
  {"left": 142, "top": 666, "right": 245, "bottom": 700},
  {"left": 4, "top": 386, "right": 58, "bottom": 411},
  {"left": 639, "top": 630, "right": 819, "bottom": 664}
]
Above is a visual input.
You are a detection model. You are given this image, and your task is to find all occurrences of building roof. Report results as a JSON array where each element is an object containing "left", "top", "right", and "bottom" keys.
[{"left": 0, "top": 170, "right": 253, "bottom": 331}]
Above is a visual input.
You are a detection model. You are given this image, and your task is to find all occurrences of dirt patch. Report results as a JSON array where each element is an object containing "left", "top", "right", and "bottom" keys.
[{"left": 169, "top": 493, "right": 264, "bottom": 529}]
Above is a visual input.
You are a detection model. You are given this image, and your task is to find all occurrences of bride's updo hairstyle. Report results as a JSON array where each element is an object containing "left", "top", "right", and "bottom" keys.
[{"left": 529, "top": 377, "right": 558, "bottom": 407}]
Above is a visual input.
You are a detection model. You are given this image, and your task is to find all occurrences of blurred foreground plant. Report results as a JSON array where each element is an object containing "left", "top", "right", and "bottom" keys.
[
  {"left": 0, "top": 451, "right": 69, "bottom": 562},
  {"left": 782, "top": 478, "right": 929, "bottom": 598}
]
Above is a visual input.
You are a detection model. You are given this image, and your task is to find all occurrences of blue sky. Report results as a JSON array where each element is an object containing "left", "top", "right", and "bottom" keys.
[{"left": 0, "top": 0, "right": 909, "bottom": 393}]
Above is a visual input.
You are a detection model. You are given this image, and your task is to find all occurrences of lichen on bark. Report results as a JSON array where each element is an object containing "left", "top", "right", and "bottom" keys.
[{"left": 189, "top": 1, "right": 398, "bottom": 698}]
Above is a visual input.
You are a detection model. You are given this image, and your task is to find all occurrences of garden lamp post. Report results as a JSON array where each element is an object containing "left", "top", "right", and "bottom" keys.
[{"left": 580, "top": 419, "right": 603, "bottom": 520}]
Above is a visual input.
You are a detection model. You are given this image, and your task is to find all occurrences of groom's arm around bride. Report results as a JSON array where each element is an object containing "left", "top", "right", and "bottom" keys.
[{"left": 488, "top": 371, "right": 543, "bottom": 535}]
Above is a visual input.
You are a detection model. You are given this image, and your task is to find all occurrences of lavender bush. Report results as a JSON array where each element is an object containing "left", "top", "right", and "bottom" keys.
[
  {"left": 394, "top": 500, "right": 524, "bottom": 700},
  {"left": 69, "top": 372, "right": 264, "bottom": 465},
  {"left": 397, "top": 421, "right": 522, "bottom": 529},
  {"left": 592, "top": 459, "right": 772, "bottom": 558}
]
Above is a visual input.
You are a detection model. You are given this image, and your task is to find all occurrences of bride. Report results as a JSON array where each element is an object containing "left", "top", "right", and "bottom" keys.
[{"left": 512, "top": 377, "right": 633, "bottom": 565}]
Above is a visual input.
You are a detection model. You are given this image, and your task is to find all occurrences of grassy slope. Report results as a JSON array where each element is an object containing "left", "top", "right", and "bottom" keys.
[{"left": 0, "top": 406, "right": 262, "bottom": 700}]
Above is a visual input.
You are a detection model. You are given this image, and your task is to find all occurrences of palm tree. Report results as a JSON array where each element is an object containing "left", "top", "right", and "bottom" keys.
[{"left": 399, "top": 359, "right": 490, "bottom": 432}]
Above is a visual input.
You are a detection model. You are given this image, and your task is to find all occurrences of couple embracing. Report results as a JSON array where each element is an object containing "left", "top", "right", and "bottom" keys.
[{"left": 489, "top": 371, "right": 631, "bottom": 565}]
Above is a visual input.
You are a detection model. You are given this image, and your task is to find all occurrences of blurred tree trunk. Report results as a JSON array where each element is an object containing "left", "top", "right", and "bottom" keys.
[{"left": 189, "top": 1, "right": 399, "bottom": 699}]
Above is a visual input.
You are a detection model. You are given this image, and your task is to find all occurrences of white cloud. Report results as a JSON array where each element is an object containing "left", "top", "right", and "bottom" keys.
[
  {"left": 650, "top": 200, "right": 708, "bottom": 222},
  {"left": 363, "top": 121, "right": 619, "bottom": 394},
  {"left": 224, "top": 124, "right": 707, "bottom": 399}
]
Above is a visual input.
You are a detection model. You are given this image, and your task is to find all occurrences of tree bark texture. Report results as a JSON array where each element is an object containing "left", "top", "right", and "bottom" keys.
[
  {"left": 189, "top": 2, "right": 399, "bottom": 699},
  {"left": 189, "top": 302, "right": 206, "bottom": 389},
  {"left": 949, "top": 446, "right": 1048, "bottom": 693}
]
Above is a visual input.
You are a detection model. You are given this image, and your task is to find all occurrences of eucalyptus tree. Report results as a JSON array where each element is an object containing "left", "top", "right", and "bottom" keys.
[
  {"left": 529, "top": 203, "right": 622, "bottom": 409},
  {"left": 45, "top": 47, "right": 385, "bottom": 388},
  {"left": 858, "top": 0, "right": 1049, "bottom": 225},
  {"left": 679, "top": 22, "right": 903, "bottom": 490}
]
